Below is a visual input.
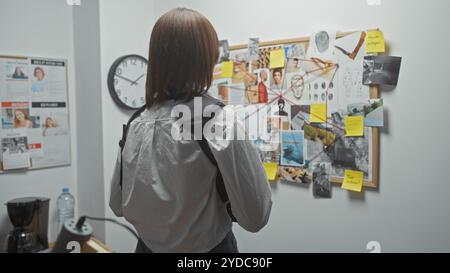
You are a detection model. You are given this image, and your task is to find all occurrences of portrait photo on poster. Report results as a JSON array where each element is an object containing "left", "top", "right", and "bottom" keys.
[
  {"left": 1, "top": 102, "right": 33, "bottom": 129},
  {"left": 7, "top": 64, "right": 29, "bottom": 80}
]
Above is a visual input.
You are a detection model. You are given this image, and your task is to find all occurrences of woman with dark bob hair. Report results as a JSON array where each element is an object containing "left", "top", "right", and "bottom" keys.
[{"left": 109, "top": 8, "right": 272, "bottom": 253}]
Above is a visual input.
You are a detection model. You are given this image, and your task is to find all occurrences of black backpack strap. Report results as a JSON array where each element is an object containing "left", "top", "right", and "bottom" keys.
[
  {"left": 197, "top": 101, "right": 237, "bottom": 222},
  {"left": 119, "top": 105, "right": 147, "bottom": 190}
]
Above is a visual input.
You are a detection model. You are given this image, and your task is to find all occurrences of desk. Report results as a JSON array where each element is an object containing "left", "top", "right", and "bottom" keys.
[
  {"left": 82, "top": 237, "right": 113, "bottom": 253},
  {"left": 48, "top": 237, "right": 113, "bottom": 253}
]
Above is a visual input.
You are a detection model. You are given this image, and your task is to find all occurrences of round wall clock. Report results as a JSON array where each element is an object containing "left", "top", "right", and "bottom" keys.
[{"left": 107, "top": 54, "right": 148, "bottom": 110}]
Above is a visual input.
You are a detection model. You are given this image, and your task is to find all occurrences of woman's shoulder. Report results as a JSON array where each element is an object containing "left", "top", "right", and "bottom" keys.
[{"left": 202, "top": 93, "right": 225, "bottom": 108}]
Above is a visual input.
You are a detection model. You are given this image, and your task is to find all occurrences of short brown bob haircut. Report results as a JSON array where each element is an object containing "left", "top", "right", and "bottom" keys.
[{"left": 145, "top": 8, "right": 219, "bottom": 106}]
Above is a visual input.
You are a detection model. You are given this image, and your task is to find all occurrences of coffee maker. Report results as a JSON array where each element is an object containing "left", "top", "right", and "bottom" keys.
[{"left": 4, "top": 197, "right": 50, "bottom": 253}]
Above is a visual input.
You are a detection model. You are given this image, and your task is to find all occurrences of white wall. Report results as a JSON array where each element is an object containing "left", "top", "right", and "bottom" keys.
[
  {"left": 98, "top": 0, "right": 155, "bottom": 253},
  {"left": 73, "top": 0, "right": 105, "bottom": 242},
  {"left": 0, "top": 0, "right": 79, "bottom": 246},
  {"left": 147, "top": 0, "right": 450, "bottom": 252}
]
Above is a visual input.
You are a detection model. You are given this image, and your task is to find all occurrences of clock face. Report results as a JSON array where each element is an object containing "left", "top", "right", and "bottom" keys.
[{"left": 107, "top": 55, "right": 148, "bottom": 110}]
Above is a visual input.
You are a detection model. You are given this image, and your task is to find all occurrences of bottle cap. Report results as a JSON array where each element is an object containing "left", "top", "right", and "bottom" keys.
[{"left": 62, "top": 187, "right": 69, "bottom": 193}]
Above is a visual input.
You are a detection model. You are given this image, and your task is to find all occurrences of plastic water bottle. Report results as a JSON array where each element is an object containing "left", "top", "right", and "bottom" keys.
[{"left": 57, "top": 187, "right": 75, "bottom": 232}]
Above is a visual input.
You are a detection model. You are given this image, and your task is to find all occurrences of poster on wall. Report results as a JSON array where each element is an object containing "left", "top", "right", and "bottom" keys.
[{"left": 0, "top": 55, "right": 71, "bottom": 173}]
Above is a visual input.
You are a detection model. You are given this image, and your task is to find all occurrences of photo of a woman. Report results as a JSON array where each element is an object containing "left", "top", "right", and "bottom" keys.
[
  {"left": 109, "top": 8, "right": 272, "bottom": 254},
  {"left": 11, "top": 66, "right": 28, "bottom": 79},
  {"left": 43, "top": 116, "right": 64, "bottom": 137},
  {"left": 44, "top": 117, "right": 57, "bottom": 129},
  {"left": 31, "top": 67, "right": 47, "bottom": 92},
  {"left": 13, "top": 109, "right": 33, "bottom": 129}
]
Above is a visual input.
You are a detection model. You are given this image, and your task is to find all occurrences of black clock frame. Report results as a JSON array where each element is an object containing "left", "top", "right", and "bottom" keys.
[{"left": 107, "top": 54, "right": 148, "bottom": 110}]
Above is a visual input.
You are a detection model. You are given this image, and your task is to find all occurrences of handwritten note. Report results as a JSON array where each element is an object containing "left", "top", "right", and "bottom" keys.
[
  {"left": 221, "top": 61, "right": 234, "bottom": 78},
  {"left": 365, "top": 30, "right": 385, "bottom": 53},
  {"left": 310, "top": 104, "right": 327, "bottom": 123},
  {"left": 345, "top": 116, "right": 364, "bottom": 137},
  {"left": 263, "top": 162, "right": 278, "bottom": 181},
  {"left": 341, "top": 170, "right": 364, "bottom": 192},
  {"left": 269, "top": 49, "right": 285, "bottom": 69}
]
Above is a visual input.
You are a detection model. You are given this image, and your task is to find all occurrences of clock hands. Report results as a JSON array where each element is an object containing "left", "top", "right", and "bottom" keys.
[
  {"left": 115, "top": 73, "right": 145, "bottom": 86},
  {"left": 131, "top": 74, "right": 145, "bottom": 85},
  {"left": 115, "top": 74, "right": 137, "bottom": 85}
]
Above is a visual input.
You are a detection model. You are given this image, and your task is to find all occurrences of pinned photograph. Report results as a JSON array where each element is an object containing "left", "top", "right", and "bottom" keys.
[
  {"left": 285, "top": 44, "right": 306, "bottom": 59},
  {"left": 285, "top": 44, "right": 306, "bottom": 73},
  {"left": 347, "top": 99, "right": 384, "bottom": 127},
  {"left": 307, "top": 28, "right": 337, "bottom": 62},
  {"left": 245, "top": 81, "right": 259, "bottom": 104},
  {"left": 1, "top": 102, "right": 32, "bottom": 129},
  {"left": 219, "top": 40, "right": 230, "bottom": 62},
  {"left": 255, "top": 68, "right": 270, "bottom": 104},
  {"left": 1, "top": 135, "right": 31, "bottom": 170},
  {"left": 248, "top": 38, "right": 260, "bottom": 61},
  {"left": 279, "top": 166, "right": 310, "bottom": 184},
  {"left": 270, "top": 67, "right": 284, "bottom": 91},
  {"left": 363, "top": 56, "right": 402, "bottom": 86},
  {"left": 286, "top": 57, "right": 301, "bottom": 73},
  {"left": 254, "top": 115, "right": 281, "bottom": 159},
  {"left": 280, "top": 130, "right": 305, "bottom": 167},
  {"left": 311, "top": 162, "right": 331, "bottom": 198},
  {"left": 291, "top": 105, "right": 310, "bottom": 130},
  {"left": 231, "top": 49, "right": 255, "bottom": 85},
  {"left": 31, "top": 66, "right": 48, "bottom": 93},
  {"left": 7, "top": 65, "right": 29, "bottom": 81},
  {"left": 272, "top": 98, "right": 290, "bottom": 118}
]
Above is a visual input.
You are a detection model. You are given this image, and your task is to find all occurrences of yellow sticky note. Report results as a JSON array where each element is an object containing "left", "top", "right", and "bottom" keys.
[
  {"left": 310, "top": 104, "right": 327, "bottom": 123},
  {"left": 221, "top": 61, "right": 233, "bottom": 78},
  {"left": 345, "top": 116, "right": 364, "bottom": 137},
  {"left": 263, "top": 162, "right": 278, "bottom": 181},
  {"left": 341, "top": 170, "right": 364, "bottom": 192},
  {"left": 365, "top": 30, "right": 385, "bottom": 53},
  {"left": 269, "top": 49, "right": 285, "bottom": 69}
]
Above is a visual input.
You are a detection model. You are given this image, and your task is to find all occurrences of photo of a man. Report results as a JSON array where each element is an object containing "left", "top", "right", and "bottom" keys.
[
  {"left": 275, "top": 98, "right": 288, "bottom": 117},
  {"left": 270, "top": 68, "right": 283, "bottom": 90}
]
